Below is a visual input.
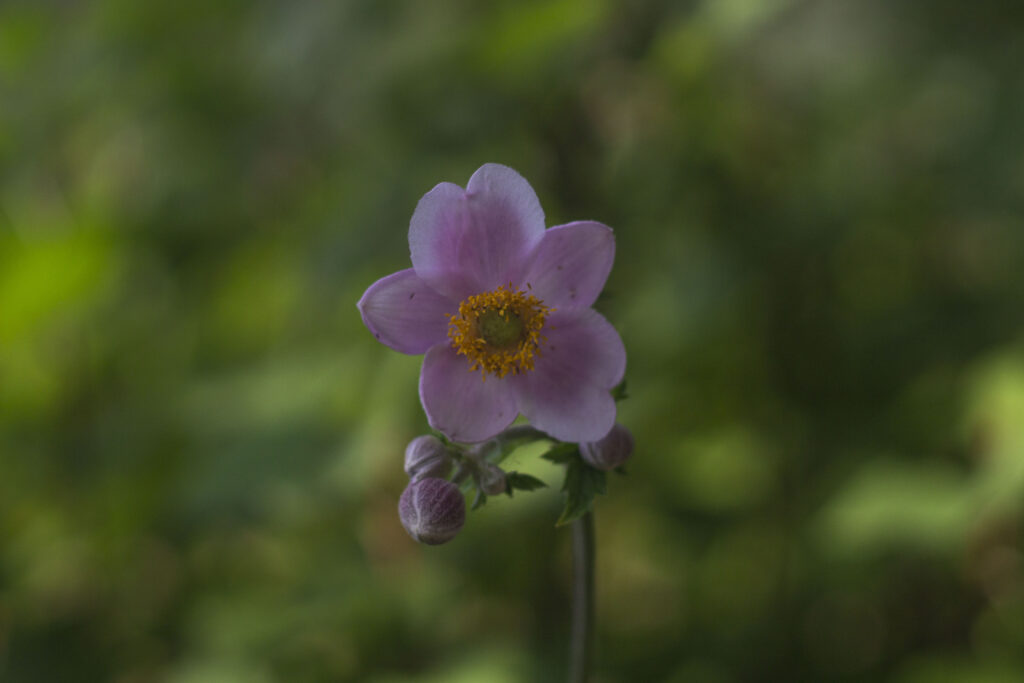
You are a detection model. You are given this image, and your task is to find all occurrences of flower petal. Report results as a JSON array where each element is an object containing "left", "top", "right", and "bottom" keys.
[
  {"left": 512, "top": 375, "right": 616, "bottom": 444},
  {"left": 419, "top": 344, "right": 518, "bottom": 443},
  {"left": 409, "top": 164, "right": 545, "bottom": 300},
  {"left": 544, "top": 308, "right": 627, "bottom": 388},
  {"left": 357, "top": 269, "right": 456, "bottom": 354},
  {"left": 515, "top": 221, "right": 615, "bottom": 310},
  {"left": 508, "top": 309, "right": 625, "bottom": 442}
]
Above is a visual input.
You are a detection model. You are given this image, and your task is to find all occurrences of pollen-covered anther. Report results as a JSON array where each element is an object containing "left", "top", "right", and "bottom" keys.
[{"left": 447, "top": 283, "right": 553, "bottom": 379}]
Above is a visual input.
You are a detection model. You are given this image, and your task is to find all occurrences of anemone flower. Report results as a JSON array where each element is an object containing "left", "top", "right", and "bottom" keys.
[{"left": 358, "top": 164, "right": 625, "bottom": 443}]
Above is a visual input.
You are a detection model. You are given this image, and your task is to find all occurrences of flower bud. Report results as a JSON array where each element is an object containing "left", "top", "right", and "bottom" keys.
[
  {"left": 579, "top": 423, "right": 634, "bottom": 471},
  {"left": 404, "top": 435, "right": 452, "bottom": 482},
  {"left": 398, "top": 477, "right": 466, "bottom": 545},
  {"left": 480, "top": 463, "right": 507, "bottom": 495}
]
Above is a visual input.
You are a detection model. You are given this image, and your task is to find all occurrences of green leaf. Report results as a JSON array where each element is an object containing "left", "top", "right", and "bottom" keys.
[
  {"left": 541, "top": 442, "right": 578, "bottom": 464},
  {"left": 556, "top": 457, "right": 608, "bottom": 526},
  {"left": 506, "top": 472, "right": 547, "bottom": 492},
  {"left": 611, "top": 380, "right": 629, "bottom": 402},
  {"left": 471, "top": 489, "right": 487, "bottom": 510}
]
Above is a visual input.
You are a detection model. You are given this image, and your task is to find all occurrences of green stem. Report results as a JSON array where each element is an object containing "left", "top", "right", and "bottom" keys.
[{"left": 569, "top": 510, "right": 595, "bottom": 683}]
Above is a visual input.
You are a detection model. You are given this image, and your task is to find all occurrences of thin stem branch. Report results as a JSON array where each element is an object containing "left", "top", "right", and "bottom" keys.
[
  {"left": 494, "top": 425, "right": 549, "bottom": 443},
  {"left": 569, "top": 510, "right": 595, "bottom": 683}
]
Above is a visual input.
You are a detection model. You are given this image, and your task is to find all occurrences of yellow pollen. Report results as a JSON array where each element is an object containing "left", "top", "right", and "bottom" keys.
[{"left": 447, "top": 283, "right": 553, "bottom": 380}]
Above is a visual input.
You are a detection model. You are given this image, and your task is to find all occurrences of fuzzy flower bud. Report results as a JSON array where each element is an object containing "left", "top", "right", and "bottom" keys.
[
  {"left": 480, "top": 463, "right": 507, "bottom": 495},
  {"left": 404, "top": 435, "right": 452, "bottom": 482},
  {"left": 398, "top": 477, "right": 466, "bottom": 545},
  {"left": 579, "top": 423, "right": 634, "bottom": 471}
]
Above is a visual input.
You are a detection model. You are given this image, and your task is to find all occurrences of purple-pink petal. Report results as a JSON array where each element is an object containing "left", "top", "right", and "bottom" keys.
[
  {"left": 510, "top": 371, "right": 617, "bottom": 443},
  {"left": 508, "top": 308, "right": 625, "bottom": 442},
  {"left": 514, "top": 221, "right": 615, "bottom": 311},
  {"left": 357, "top": 268, "right": 455, "bottom": 355},
  {"left": 409, "top": 164, "right": 545, "bottom": 301},
  {"left": 419, "top": 344, "right": 519, "bottom": 443},
  {"left": 543, "top": 308, "right": 626, "bottom": 389}
]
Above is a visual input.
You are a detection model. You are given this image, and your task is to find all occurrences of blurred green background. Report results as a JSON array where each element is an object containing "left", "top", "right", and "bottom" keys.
[{"left": 2, "top": 0, "right": 1024, "bottom": 681}]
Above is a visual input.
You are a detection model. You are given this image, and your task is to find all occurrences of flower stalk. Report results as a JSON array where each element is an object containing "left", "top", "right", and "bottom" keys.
[{"left": 569, "top": 510, "right": 595, "bottom": 683}]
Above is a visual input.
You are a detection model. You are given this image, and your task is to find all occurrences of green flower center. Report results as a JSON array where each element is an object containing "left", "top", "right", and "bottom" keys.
[{"left": 477, "top": 309, "right": 524, "bottom": 348}]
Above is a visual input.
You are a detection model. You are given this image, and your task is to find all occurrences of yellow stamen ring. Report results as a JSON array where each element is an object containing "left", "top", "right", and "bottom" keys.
[{"left": 447, "top": 284, "right": 552, "bottom": 380}]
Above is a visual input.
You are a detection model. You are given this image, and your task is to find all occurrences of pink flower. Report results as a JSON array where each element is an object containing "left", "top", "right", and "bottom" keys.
[{"left": 357, "top": 164, "right": 625, "bottom": 443}]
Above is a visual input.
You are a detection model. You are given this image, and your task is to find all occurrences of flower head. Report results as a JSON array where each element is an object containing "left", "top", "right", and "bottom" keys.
[
  {"left": 398, "top": 477, "right": 466, "bottom": 545},
  {"left": 579, "top": 423, "right": 634, "bottom": 471},
  {"left": 479, "top": 463, "right": 508, "bottom": 495},
  {"left": 358, "top": 164, "right": 625, "bottom": 443},
  {"left": 404, "top": 435, "right": 453, "bottom": 482}
]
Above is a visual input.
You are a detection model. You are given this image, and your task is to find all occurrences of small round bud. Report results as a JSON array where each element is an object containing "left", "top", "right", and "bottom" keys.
[
  {"left": 404, "top": 435, "right": 452, "bottom": 482},
  {"left": 398, "top": 478, "right": 466, "bottom": 545},
  {"left": 480, "top": 463, "right": 507, "bottom": 495},
  {"left": 579, "top": 423, "right": 634, "bottom": 471}
]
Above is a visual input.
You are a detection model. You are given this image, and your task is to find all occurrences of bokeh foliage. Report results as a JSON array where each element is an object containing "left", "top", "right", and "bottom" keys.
[{"left": 2, "top": 0, "right": 1024, "bottom": 681}]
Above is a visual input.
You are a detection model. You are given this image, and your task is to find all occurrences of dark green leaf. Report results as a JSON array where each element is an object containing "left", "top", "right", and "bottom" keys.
[
  {"left": 506, "top": 472, "right": 547, "bottom": 492},
  {"left": 611, "top": 380, "right": 629, "bottom": 402},
  {"left": 556, "top": 457, "right": 607, "bottom": 526},
  {"left": 541, "top": 442, "right": 578, "bottom": 464}
]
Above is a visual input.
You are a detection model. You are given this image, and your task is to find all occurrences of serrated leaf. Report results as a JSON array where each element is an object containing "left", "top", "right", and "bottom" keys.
[
  {"left": 507, "top": 472, "right": 547, "bottom": 492},
  {"left": 556, "top": 457, "right": 607, "bottom": 526},
  {"left": 541, "top": 442, "right": 578, "bottom": 464}
]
